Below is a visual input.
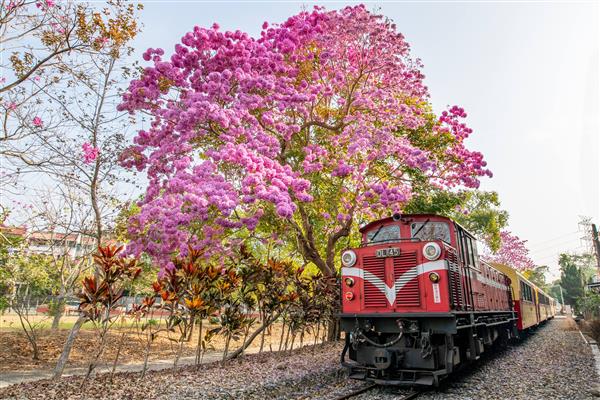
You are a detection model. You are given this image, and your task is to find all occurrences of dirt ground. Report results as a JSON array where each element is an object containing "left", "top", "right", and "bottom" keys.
[{"left": 0, "top": 315, "right": 321, "bottom": 372}]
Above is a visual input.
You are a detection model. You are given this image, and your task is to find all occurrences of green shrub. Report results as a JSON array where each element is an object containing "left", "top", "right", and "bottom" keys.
[{"left": 577, "top": 293, "right": 600, "bottom": 319}]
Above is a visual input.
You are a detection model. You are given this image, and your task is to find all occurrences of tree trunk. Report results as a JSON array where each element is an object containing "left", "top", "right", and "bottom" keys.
[
  {"left": 173, "top": 336, "right": 185, "bottom": 374},
  {"left": 195, "top": 318, "right": 203, "bottom": 365},
  {"left": 53, "top": 315, "right": 86, "bottom": 380},
  {"left": 51, "top": 294, "right": 65, "bottom": 331},
  {"left": 289, "top": 333, "right": 296, "bottom": 354},
  {"left": 83, "top": 329, "right": 109, "bottom": 386},
  {"left": 222, "top": 333, "right": 231, "bottom": 364},
  {"left": 283, "top": 324, "right": 291, "bottom": 351},
  {"left": 51, "top": 312, "right": 61, "bottom": 330},
  {"left": 30, "top": 335, "right": 40, "bottom": 361},
  {"left": 109, "top": 331, "right": 126, "bottom": 383},
  {"left": 242, "top": 325, "right": 250, "bottom": 357},
  {"left": 186, "top": 317, "right": 195, "bottom": 342},
  {"left": 278, "top": 323, "right": 286, "bottom": 352},
  {"left": 140, "top": 338, "right": 152, "bottom": 379},
  {"left": 258, "top": 324, "right": 266, "bottom": 354},
  {"left": 89, "top": 59, "right": 116, "bottom": 247}
]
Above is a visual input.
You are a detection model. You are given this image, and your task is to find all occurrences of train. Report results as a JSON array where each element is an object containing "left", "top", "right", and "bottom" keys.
[{"left": 339, "top": 213, "right": 555, "bottom": 387}]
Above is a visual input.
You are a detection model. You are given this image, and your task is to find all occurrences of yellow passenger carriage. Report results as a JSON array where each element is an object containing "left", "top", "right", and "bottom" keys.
[{"left": 492, "top": 263, "right": 555, "bottom": 331}]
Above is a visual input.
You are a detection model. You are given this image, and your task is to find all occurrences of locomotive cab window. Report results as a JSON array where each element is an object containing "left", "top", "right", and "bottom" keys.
[
  {"left": 410, "top": 221, "right": 451, "bottom": 243},
  {"left": 366, "top": 224, "right": 400, "bottom": 244},
  {"left": 455, "top": 225, "right": 480, "bottom": 271}
]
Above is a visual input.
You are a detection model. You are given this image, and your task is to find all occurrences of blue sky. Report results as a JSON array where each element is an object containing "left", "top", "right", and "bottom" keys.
[{"left": 127, "top": 1, "right": 598, "bottom": 280}]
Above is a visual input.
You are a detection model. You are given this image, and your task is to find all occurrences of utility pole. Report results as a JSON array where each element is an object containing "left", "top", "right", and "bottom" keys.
[
  {"left": 558, "top": 285, "right": 565, "bottom": 313},
  {"left": 591, "top": 224, "right": 600, "bottom": 280}
]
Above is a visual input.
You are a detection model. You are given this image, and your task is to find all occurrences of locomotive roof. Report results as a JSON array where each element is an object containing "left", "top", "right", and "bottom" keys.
[{"left": 359, "top": 213, "right": 473, "bottom": 237}]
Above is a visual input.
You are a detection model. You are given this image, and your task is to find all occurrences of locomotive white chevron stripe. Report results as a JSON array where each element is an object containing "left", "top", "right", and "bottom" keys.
[{"left": 342, "top": 260, "right": 447, "bottom": 306}]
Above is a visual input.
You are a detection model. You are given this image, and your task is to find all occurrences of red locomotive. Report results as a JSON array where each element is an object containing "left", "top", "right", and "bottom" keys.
[{"left": 340, "top": 213, "right": 522, "bottom": 386}]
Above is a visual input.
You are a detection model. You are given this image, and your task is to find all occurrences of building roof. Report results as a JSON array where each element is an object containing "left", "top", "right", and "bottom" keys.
[
  {"left": 0, "top": 225, "right": 27, "bottom": 237},
  {"left": 1, "top": 225, "right": 97, "bottom": 245}
]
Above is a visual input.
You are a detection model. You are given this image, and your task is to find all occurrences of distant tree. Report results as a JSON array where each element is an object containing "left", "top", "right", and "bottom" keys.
[
  {"left": 522, "top": 265, "right": 549, "bottom": 291},
  {"left": 404, "top": 190, "right": 508, "bottom": 251},
  {"left": 27, "top": 182, "right": 97, "bottom": 330},
  {"left": 0, "top": 209, "right": 24, "bottom": 311},
  {"left": 559, "top": 254, "right": 585, "bottom": 307},
  {"left": 574, "top": 253, "right": 598, "bottom": 285},
  {"left": 2, "top": 252, "right": 55, "bottom": 359}
]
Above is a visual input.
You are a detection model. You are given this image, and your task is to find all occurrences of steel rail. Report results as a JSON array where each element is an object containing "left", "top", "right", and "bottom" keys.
[
  {"left": 334, "top": 383, "right": 421, "bottom": 400},
  {"left": 334, "top": 383, "right": 377, "bottom": 400}
]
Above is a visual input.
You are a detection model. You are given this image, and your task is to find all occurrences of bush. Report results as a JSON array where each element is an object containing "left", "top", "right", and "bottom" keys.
[
  {"left": 0, "top": 297, "right": 8, "bottom": 313},
  {"left": 576, "top": 293, "right": 600, "bottom": 319},
  {"left": 590, "top": 319, "right": 600, "bottom": 343}
]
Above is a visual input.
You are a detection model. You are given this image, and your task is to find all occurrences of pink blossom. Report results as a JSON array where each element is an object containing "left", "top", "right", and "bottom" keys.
[
  {"left": 36, "top": 0, "right": 54, "bottom": 8},
  {"left": 95, "top": 37, "right": 109, "bottom": 48},
  {"left": 32, "top": 116, "right": 43, "bottom": 127},
  {"left": 481, "top": 231, "right": 535, "bottom": 271},
  {"left": 82, "top": 142, "right": 99, "bottom": 164}
]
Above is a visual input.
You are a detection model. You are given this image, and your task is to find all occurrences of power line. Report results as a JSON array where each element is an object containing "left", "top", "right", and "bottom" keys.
[
  {"left": 528, "top": 237, "right": 584, "bottom": 255},
  {"left": 532, "top": 245, "right": 588, "bottom": 263},
  {"left": 527, "top": 231, "right": 580, "bottom": 250}
]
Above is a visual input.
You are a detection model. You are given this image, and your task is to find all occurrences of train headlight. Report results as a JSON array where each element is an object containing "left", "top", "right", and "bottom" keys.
[
  {"left": 344, "top": 277, "right": 355, "bottom": 287},
  {"left": 344, "top": 291, "right": 355, "bottom": 301},
  {"left": 341, "top": 250, "right": 357, "bottom": 267},
  {"left": 429, "top": 272, "right": 440, "bottom": 283},
  {"left": 423, "top": 242, "right": 441, "bottom": 261}
]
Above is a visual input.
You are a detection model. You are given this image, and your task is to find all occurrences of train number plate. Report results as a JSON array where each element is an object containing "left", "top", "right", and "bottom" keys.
[{"left": 375, "top": 248, "right": 400, "bottom": 258}]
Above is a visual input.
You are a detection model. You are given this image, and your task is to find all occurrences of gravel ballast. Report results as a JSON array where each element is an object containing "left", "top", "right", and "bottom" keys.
[{"left": 1, "top": 318, "right": 597, "bottom": 399}]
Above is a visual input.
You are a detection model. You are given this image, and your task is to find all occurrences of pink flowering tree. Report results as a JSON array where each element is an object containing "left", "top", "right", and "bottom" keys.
[
  {"left": 119, "top": 6, "right": 491, "bottom": 290},
  {"left": 482, "top": 231, "right": 536, "bottom": 271},
  {"left": 1, "top": 0, "right": 142, "bottom": 243}
]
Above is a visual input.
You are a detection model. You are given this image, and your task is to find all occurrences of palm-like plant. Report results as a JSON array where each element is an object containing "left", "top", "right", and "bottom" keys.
[{"left": 78, "top": 245, "right": 141, "bottom": 386}]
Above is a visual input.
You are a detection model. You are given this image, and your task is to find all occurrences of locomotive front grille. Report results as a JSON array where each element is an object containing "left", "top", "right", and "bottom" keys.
[
  {"left": 393, "top": 251, "right": 420, "bottom": 306},
  {"left": 362, "top": 255, "right": 387, "bottom": 307}
]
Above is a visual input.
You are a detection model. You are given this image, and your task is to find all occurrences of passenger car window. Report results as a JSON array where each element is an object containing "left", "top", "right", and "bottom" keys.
[
  {"left": 366, "top": 224, "right": 400, "bottom": 244},
  {"left": 411, "top": 222, "right": 451, "bottom": 243}
]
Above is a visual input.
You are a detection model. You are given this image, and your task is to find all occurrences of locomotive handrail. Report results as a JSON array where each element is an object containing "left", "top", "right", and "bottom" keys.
[{"left": 360, "top": 237, "right": 422, "bottom": 247}]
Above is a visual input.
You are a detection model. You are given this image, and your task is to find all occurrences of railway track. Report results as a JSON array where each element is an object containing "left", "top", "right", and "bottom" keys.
[{"left": 334, "top": 383, "right": 421, "bottom": 400}]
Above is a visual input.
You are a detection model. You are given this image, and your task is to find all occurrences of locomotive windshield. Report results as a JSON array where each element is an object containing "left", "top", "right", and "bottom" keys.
[
  {"left": 366, "top": 224, "right": 400, "bottom": 244},
  {"left": 411, "top": 222, "right": 451, "bottom": 243}
]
